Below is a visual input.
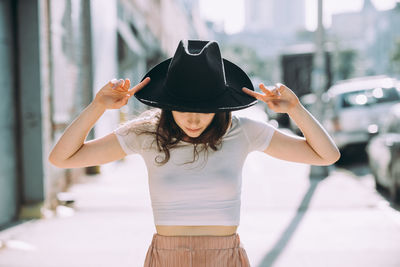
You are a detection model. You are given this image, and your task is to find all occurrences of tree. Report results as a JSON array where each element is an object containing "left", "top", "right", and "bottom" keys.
[
  {"left": 336, "top": 49, "right": 357, "bottom": 80},
  {"left": 220, "top": 44, "right": 274, "bottom": 85},
  {"left": 390, "top": 38, "right": 400, "bottom": 75}
]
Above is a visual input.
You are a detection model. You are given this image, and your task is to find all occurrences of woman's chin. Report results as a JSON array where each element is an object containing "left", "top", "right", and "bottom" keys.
[
  {"left": 186, "top": 133, "right": 200, "bottom": 138},
  {"left": 183, "top": 130, "right": 203, "bottom": 139}
]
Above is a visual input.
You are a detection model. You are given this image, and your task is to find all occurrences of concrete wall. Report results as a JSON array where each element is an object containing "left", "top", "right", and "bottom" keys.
[{"left": 0, "top": 0, "right": 19, "bottom": 227}]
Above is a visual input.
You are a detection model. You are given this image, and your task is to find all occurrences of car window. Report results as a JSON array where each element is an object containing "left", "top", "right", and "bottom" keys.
[{"left": 341, "top": 87, "right": 400, "bottom": 108}]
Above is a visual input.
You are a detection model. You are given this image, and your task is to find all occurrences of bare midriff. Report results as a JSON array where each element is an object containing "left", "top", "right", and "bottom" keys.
[{"left": 155, "top": 225, "right": 238, "bottom": 236}]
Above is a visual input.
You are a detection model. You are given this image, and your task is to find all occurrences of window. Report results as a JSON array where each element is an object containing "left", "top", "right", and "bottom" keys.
[{"left": 341, "top": 87, "right": 400, "bottom": 108}]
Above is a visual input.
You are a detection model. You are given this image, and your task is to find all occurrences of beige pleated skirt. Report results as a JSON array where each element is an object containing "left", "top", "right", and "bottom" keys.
[{"left": 143, "top": 233, "right": 251, "bottom": 267}]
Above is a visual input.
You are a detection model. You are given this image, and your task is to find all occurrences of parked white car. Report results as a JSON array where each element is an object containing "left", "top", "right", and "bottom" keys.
[
  {"left": 321, "top": 76, "right": 400, "bottom": 152},
  {"left": 366, "top": 103, "right": 400, "bottom": 203}
]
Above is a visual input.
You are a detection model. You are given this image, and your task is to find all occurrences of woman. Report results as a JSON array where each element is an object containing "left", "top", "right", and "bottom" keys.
[{"left": 49, "top": 40, "right": 340, "bottom": 266}]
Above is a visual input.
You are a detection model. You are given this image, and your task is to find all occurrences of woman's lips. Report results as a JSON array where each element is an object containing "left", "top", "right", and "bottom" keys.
[{"left": 186, "top": 127, "right": 201, "bottom": 132}]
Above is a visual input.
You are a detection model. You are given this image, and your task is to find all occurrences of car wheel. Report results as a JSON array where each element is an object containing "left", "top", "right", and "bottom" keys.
[{"left": 389, "top": 157, "right": 400, "bottom": 204}]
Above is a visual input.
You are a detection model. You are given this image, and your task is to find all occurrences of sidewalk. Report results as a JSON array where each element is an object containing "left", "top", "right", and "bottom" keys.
[{"left": 0, "top": 155, "right": 155, "bottom": 267}]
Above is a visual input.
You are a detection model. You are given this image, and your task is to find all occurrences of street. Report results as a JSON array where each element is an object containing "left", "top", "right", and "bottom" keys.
[{"left": 1, "top": 132, "right": 400, "bottom": 267}]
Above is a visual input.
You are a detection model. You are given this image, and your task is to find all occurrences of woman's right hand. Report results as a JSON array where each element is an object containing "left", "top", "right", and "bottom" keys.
[{"left": 93, "top": 77, "right": 150, "bottom": 110}]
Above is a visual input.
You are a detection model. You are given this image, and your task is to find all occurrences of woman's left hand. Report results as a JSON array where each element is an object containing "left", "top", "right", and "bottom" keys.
[{"left": 242, "top": 83, "right": 301, "bottom": 114}]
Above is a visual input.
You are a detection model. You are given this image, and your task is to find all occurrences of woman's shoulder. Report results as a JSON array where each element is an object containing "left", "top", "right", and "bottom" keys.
[
  {"left": 231, "top": 113, "right": 262, "bottom": 127},
  {"left": 232, "top": 113, "right": 277, "bottom": 132},
  {"left": 232, "top": 113, "right": 273, "bottom": 124},
  {"left": 231, "top": 114, "right": 277, "bottom": 152}
]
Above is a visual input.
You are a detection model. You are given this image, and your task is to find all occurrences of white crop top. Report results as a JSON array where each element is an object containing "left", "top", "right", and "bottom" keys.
[{"left": 113, "top": 114, "right": 276, "bottom": 226}]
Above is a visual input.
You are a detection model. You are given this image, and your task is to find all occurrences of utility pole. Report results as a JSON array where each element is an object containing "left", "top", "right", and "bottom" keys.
[{"left": 310, "top": 0, "right": 329, "bottom": 178}]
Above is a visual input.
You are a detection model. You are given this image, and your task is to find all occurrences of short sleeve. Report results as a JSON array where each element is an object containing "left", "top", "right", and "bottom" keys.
[
  {"left": 113, "top": 119, "right": 153, "bottom": 155},
  {"left": 239, "top": 116, "right": 276, "bottom": 152}
]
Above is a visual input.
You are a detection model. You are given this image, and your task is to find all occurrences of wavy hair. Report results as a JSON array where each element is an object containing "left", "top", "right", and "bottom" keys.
[{"left": 129, "top": 108, "right": 231, "bottom": 165}]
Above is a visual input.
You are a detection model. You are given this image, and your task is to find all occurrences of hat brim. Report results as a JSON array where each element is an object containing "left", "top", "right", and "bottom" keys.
[{"left": 135, "top": 58, "right": 258, "bottom": 113}]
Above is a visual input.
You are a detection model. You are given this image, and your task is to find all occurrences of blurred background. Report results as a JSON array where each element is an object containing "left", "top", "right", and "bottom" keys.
[{"left": 1, "top": 0, "right": 400, "bottom": 266}]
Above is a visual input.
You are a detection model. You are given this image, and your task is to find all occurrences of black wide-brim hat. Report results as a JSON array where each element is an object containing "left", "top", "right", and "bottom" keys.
[{"left": 135, "top": 40, "right": 257, "bottom": 113}]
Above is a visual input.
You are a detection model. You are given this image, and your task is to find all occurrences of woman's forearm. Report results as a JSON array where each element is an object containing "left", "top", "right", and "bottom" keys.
[
  {"left": 49, "top": 101, "right": 106, "bottom": 163},
  {"left": 287, "top": 103, "right": 340, "bottom": 163}
]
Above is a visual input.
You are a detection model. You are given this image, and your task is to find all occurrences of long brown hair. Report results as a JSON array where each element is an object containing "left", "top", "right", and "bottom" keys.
[{"left": 131, "top": 108, "right": 232, "bottom": 165}]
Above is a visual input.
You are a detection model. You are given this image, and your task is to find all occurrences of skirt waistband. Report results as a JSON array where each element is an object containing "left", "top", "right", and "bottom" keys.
[{"left": 150, "top": 233, "right": 243, "bottom": 250}]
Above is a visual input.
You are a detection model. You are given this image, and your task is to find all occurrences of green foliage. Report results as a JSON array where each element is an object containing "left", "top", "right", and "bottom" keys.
[
  {"left": 390, "top": 38, "right": 400, "bottom": 74},
  {"left": 295, "top": 30, "right": 314, "bottom": 43},
  {"left": 336, "top": 49, "right": 357, "bottom": 80},
  {"left": 220, "top": 44, "right": 274, "bottom": 84}
]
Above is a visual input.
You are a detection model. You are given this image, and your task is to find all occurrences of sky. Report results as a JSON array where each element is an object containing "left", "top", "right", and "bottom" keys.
[{"left": 198, "top": 0, "right": 399, "bottom": 34}]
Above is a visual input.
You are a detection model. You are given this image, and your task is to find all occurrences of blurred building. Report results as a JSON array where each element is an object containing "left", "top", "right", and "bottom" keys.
[
  {"left": 329, "top": 0, "right": 400, "bottom": 78},
  {"left": 245, "top": 0, "right": 305, "bottom": 38},
  {"left": 213, "top": 0, "right": 307, "bottom": 93},
  {"left": 0, "top": 0, "right": 209, "bottom": 229},
  {"left": 220, "top": 0, "right": 306, "bottom": 58}
]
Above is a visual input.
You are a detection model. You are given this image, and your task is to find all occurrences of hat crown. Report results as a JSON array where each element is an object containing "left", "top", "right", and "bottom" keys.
[
  {"left": 135, "top": 39, "right": 257, "bottom": 113},
  {"left": 165, "top": 40, "right": 227, "bottom": 101}
]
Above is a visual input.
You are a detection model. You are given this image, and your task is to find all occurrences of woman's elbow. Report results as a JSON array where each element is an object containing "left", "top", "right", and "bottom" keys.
[
  {"left": 48, "top": 153, "right": 68, "bottom": 168},
  {"left": 48, "top": 157, "right": 63, "bottom": 168},
  {"left": 322, "top": 151, "right": 341, "bottom": 166},
  {"left": 332, "top": 150, "right": 341, "bottom": 164}
]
